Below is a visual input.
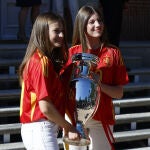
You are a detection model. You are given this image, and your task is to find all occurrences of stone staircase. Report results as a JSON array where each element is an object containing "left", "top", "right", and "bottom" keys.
[{"left": 0, "top": 42, "right": 150, "bottom": 150}]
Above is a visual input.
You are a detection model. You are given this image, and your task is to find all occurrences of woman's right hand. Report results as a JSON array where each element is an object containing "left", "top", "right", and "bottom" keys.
[{"left": 64, "top": 124, "right": 80, "bottom": 141}]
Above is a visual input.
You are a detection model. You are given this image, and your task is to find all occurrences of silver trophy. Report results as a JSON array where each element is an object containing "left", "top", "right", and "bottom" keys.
[{"left": 63, "top": 53, "right": 101, "bottom": 146}]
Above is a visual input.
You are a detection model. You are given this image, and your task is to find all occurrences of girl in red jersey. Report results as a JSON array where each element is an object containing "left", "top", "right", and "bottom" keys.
[
  {"left": 19, "top": 12, "right": 80, "bottom": 150},
  {"left": 63, "top": 4, "right": 129, "bottom": 150}
]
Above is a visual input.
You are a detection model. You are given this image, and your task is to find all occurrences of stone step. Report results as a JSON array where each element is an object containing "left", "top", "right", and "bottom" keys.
[
  {"left": 124, "top": 82, "right": 150, "bottom": 92},
  {"left": 115, "top": 112, "right": 150, "bottom": 130},
  {"left": 0, "top": 74, "right": 19, "bottom": 90},
  {"left": 124, "top": 147, "right": 150, "bottom": 150},
  {"left": 0, "top": 59, "right": 22, "bottom": 67},
  {"left": 0, "top": 44, "right": 26, "bottom": 50},
  {"left": 114, "top": 128, "right": 150, "bottom": 143},
  {"left": 0, "top": 123, "right": 21, "bottom": 135},
  {"left": 0, "top": 74, "right": 18, "bottom": 80},
  {"left": 0, "top": 89, "right": 20, "bottom": 99},
  {"left": 123, "top": 56, "right": 142, "bottom": 69},
  {"left": 113, "top": 97, "right": 150, "bottom": 115},
  {"left": 0, "top": 107, "right": 19, "bottom": 117},
  {"left": 120, "top": 41, "right": 150, "bottom": 55},
  {"left": 119, "top": 41, "right": 150, "bottom": 68},
  {"left": 115, "top": 112, "right": 150, "bottom": 124},
  {"left": 0, "top": 59, "right": 21, "bottom": 74},
  {"left": 128, "top": 68, "right": 150, "bottom": 75},
  {"left": 0, "top": 142, "right": 25, "bottom": 150},
  {"left": 128, "top": 68, "right": 150, "bottom": 82},
  {"left": 0, "top": 44, "right": 26, "bottom": 59},
  {"left": 113, "top": 97, "right": 150, "bottom": 108},
  {"left": 0, "top": 123, "right": 150, "bottom": 149}
]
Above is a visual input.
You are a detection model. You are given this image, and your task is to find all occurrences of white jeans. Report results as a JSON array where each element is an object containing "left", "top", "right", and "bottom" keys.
[
  {"left": 21, "top": 120, "right": 59, "bottom": 150},
  {"left": 64, "top": 118, "right": 113, "bottom": 150}
]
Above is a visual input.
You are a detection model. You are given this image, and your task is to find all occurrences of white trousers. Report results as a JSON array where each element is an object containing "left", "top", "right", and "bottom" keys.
[
  {"left": 64, "top": 118, "right": 113, "bottom": 150},
  {"left": 21, "top": 120, "right": 59, "bottom": 150}
]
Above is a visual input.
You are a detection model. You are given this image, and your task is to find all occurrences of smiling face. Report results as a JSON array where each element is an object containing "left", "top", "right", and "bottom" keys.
[
  {"left": 49, "top": 21, "right": 64, "bottom": 48},
  {"left": 86, "top": 13, "right": 104, "bottom": 39}
]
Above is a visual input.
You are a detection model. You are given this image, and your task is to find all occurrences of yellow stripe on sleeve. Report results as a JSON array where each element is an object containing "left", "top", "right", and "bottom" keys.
[
  {"left": 30, "top": 92, "right": 37, "bottom": 121},
  {"left": 20, "top": 81, "right": 24, "bottom": 116},
  {"left": 38, "top": 52, "right": 49, "bottom": 77}
]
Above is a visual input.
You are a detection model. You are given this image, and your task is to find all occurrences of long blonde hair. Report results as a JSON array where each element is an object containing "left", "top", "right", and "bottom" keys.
[
  {"left": 19, "top": 12, "right": 68, "bottom": 83},
  {"left": 72, "top": 5, "right": 108, "bottom": 52}
]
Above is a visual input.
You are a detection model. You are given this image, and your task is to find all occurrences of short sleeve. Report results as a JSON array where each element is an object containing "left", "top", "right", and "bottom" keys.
[
  {"left": 112, "top": 50, "right": 129, "bottom": 85},
  {"left": 30, "top": 56, "right": 57, "bottom": 101}
]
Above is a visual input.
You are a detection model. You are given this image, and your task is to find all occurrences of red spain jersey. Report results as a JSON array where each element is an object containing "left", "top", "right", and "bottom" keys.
[
  {"left": 62, "top": 44, "right": 129, "bottom": 125},
  {"left": 20, "top": 49, "right": 66, "bottom": 123}
]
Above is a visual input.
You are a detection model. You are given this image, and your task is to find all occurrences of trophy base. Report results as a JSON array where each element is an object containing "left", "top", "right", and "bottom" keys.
[{"left": 63, "top": 137, "right": 90, "bottom": 146}]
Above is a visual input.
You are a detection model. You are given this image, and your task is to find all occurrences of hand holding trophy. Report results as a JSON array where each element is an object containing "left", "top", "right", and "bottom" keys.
[{"left": 63, "top": 53, "right": 101, "bottom": 146}]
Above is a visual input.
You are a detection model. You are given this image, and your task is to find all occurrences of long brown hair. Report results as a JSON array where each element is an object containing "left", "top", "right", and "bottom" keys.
[
  {"left": 72, "top": 4, "right": 108, "bottom": 52},
  {"left": 19, "top": 12, "right": 68, "bottom": 83}
]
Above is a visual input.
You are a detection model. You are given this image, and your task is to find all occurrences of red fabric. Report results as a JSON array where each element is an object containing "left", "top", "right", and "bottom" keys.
[
  {"left": 62, "top": 44, "right": 129, "bottom": 149},
  {"left": 64, "top": 44, "right": 129, "bottom": 125},
  {"left": 20, "top": 49, "right": 66, "bottom": 123}
]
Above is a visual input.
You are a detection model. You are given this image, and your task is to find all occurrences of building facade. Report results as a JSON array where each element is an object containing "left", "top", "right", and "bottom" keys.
[
  {"left": 0, "top": 0, "right": 50, "bottom": 40},
  {"left": 0, "top": 0, "right": 150, "bottom": 41}
]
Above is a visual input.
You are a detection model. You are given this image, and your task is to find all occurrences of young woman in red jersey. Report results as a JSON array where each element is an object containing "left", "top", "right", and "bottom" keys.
[
  {"left": 63, "top": 5, "right": 129, "bottom": 150},
  {"left": 19, "top": 12, "right": 80, "bottom": 150}
]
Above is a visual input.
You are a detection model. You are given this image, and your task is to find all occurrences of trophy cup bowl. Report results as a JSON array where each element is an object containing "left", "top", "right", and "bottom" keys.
[{"left": 63, "top": 53, "right": 101, "bottom": 146}]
